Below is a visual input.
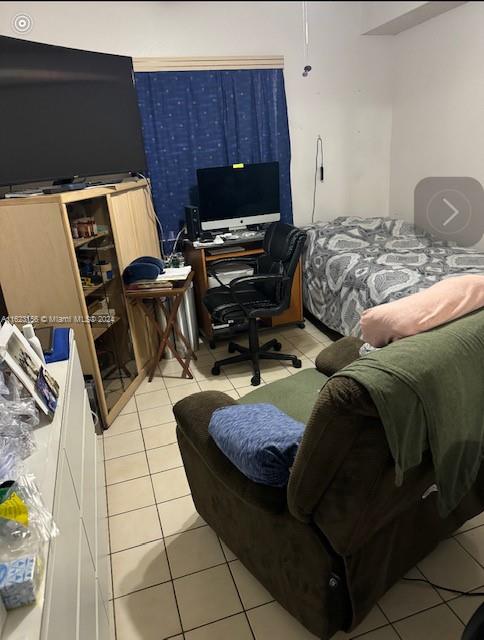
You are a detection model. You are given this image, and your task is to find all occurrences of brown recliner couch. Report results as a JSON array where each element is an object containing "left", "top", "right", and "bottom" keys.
[{"left": 173, "top": 337, "right": 484, "bottom": 639}]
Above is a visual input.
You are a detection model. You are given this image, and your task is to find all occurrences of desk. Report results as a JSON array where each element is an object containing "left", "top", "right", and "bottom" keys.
[
  {"left": 184, "top": 239, "right": 304, "bottom": 345},
  {"left": 126, "top": 271, "right": 197, "bottom": 381}
]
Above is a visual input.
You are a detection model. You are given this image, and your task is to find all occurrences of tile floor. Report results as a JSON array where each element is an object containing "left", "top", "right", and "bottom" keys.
[{"left": 104, "top": 320, "right": 484, "bottom": 640}]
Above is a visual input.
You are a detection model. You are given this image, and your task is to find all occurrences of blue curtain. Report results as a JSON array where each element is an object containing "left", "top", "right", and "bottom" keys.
[{"left": 135, "top": 69, "right": 293, "bottom": 238}]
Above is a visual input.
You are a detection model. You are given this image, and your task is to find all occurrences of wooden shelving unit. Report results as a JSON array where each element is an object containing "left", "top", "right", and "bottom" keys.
[
  {"left": 82, "top": 282, "right": 106, "bottom": 297},
  {"left": 92, "top": 317, "right": 119, "bottom": 340},
  {"left": 73, "top": 230, "right": 109, "bottom": 249},
  {"left": 0, "top": 180, "right": 161, "bottom": 426}
]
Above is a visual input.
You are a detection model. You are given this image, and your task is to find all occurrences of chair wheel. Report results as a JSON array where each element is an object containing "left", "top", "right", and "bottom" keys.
[
  {"left": 228, "top": 342, "right": 237, "bottom": 354},
  {"left": 211, "top": 365, "right": 221, "bottom": 376},
  {"left": 298, "top": 322, "right": 306, "bottom": 329},
  {"left": 251, "top": 373, "right": 261, "bottom": 386},
  {"left": 292, "top": 358, "right": 302, "bottom": 369},
  {"left": 209, "top": 340, "right": 216, "bottom": 349},
  {"left": 273, "top": 341, "right": 282, "bottom": 351}
]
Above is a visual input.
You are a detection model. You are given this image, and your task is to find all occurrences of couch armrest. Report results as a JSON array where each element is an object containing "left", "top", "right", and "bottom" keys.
[
  {"left": 173, "top": 390, "right": 237, "bottom": 435},
  {"left": 315, "top": 337, "right": 365, "bottom": 376},
  {"left": 173, "top": 391, "right": 287, "bottom": 513}
]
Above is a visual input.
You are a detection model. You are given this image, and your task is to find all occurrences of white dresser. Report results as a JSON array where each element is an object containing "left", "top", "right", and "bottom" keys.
[{"left": 1, "top": 333, "right": 113, "bottom": 640}]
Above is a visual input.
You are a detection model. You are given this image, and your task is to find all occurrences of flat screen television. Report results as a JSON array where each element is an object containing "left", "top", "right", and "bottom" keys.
[
  {"left": 196, "top": 162, "right": 280, "bottom": 231},
  {"left": 0, "top": 36, "right": 146, "bottom": 187}
]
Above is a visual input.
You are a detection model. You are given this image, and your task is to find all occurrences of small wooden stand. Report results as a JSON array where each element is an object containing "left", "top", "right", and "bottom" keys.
[{"left": 126, "top": 271, "right": 197, "bottom": 382}]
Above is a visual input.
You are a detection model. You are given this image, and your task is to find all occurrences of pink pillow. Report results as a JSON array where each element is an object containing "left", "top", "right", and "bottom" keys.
[{"left": 360, "top": 275, "right": 484, "bottom": 347}]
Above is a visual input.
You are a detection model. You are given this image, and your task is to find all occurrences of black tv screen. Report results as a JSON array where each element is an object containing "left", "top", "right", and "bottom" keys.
[
  {"left": 197, "top": 162, "right": 280, "bottom": 222},
  {"left": 0, "top": 36, "right": 146, "bottom": 187}
]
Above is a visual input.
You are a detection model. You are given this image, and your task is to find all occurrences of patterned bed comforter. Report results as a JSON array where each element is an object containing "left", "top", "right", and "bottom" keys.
[{"left": 302, "top": 216, "right": 484, "bottom": 337}]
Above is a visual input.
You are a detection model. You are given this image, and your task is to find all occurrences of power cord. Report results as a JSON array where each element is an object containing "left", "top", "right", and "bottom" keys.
[
  {"left": 136, "top": 172, "right": 166, "bottom": 258},
  {"left": 311, "top": 135, "right": 323, "bottom": 223},
  {"left": 403, "top": 576, "right": 484, "bottom": 597},
  {"left": 166, "top": 225, "right": 187, "bottom": 263}
]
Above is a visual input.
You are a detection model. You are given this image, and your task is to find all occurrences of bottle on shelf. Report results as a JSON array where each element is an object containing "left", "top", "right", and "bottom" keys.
[{"left": 22, "top": 323, "right": 46, "bottom": 364}]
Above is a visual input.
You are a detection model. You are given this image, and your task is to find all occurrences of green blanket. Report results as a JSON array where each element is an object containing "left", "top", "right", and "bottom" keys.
[
  {"left": 333, "top": 309, "right": 484, "bottom": 516},
  {"left": 239, "top": 368, "right": 328, "bottom": 424}
]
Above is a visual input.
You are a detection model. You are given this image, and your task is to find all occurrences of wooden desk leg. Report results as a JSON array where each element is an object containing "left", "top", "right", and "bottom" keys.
[
  {"left": 154, "top": 295, "right": 194, "bottom": 380},
  {"left": 134, "top": 300, "right": 163, "bottom": 382},
  {"left": 159, "top": 300, "right": 198, "bottom": 377},
  {"left": 169, "top": 318, "right": 198, "bottom": 362},
  {"left": 130, "top": 299, "right": 167, "bottom": 382}
]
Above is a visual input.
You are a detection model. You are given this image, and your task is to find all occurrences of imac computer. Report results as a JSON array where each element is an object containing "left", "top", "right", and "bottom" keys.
[{"left": 196, "top": 161, "right": 280, "bottom": 232}]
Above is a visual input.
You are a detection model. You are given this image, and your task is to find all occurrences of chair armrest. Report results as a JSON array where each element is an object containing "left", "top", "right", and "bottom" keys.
[
  {"left": 229, "top": 273, "right": 286, "bottom": 288},
  {"left": 315, "top": 337, "right": 365, "bottom": 376}
]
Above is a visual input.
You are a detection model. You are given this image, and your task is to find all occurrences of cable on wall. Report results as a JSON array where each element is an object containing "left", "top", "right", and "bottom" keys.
[
  {"left": 136, "top": 172, "right": 166, "bottom": 258},
  {"left": 302, "top": 1, "right": 312, "bottom": 77},
  {"left": 167, "top": 225, "right": 187, "bottom": 262},
  {"left": 311, "top": 135, "right": 323, "bottom": 223}
]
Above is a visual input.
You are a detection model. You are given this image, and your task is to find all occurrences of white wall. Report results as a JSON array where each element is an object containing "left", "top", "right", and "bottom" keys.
[
  {"left": 0, "top": 1, "right": 393, "bottom": 225},
  {"left": 361, "top": 1, "right": 466, "bottom": 35},
  {"left": 362, "top": 1, "right": 427, "bottom": 32},
  {"left": 389, "top": 1, "right": 484, "bottom": 237}
]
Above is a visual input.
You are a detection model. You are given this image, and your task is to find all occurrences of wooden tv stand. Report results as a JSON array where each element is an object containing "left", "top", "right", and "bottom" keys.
[{"left": 184, "top": 238, "right": 304, "bottom": 345}]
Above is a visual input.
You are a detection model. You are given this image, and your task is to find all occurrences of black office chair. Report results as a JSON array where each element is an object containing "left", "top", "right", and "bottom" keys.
[
  {"left": 203, "top": 222, "right": 308, "bottom": 386},
  {"left": 463, "top": 602, "right": 484, "bottom": 640}
]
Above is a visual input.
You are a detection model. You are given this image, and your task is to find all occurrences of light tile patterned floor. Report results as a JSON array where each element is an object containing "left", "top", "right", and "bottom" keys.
[{"left": 104, "top": 321, "right": 484, "bottom": 640}]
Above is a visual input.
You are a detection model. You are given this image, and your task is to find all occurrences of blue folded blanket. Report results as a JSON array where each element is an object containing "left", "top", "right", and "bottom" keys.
[{"left": 208, "top": 403, "right": 305, "bottom": 487}]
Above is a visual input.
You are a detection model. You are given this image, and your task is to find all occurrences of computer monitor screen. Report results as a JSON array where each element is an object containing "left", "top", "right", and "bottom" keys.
[{"left": 196, "top": 162, "right": 280, "bottom": 230}]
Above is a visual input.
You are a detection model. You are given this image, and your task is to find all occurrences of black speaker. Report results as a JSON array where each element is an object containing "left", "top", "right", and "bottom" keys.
[{"left": 185, "top": 205, "right": 201, "bottom": 241}]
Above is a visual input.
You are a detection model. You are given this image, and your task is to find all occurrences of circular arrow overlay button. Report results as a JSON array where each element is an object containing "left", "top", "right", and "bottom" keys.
[{"left": 415, "top": 177, "right": 484, "bottom": 247}]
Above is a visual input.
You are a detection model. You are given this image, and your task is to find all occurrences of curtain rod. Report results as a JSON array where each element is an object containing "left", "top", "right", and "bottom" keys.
[{"left": 133, "top": 55, "right": 284, "bottom": 72}]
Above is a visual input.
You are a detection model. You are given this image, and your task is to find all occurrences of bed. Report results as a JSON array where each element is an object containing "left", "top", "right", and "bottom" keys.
[{"left": 302, "top": 216, "right": 484, "bottom": 336}]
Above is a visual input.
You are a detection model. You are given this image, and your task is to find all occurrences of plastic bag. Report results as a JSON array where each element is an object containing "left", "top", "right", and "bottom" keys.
[
  {"left": 0, "top": 441, "right": 20, "bottom": 485},
  {"left": 0, "top": 366, "right": 39, "bottom": 460},
  {"left": 0, "top": 395, "right": 39, "bottom": 430},
  {"left": 0, "top": 369, "right": 54, "bottom": 610},
  {"left": 0, "top": 420, "right": 36, "bottom": 460},
  {"left": 0, "top": 471, "right": 58, "bottom": 610},
  {"left": 0, "top": 474, "right": 58, "bottom": 550}
]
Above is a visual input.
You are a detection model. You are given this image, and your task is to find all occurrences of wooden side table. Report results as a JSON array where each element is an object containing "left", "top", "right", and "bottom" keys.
[{"left": 125, "top": 271, "right": 197, "bottom": 382}]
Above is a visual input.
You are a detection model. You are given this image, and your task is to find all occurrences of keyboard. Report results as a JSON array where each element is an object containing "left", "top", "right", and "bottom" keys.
[{"left": 223, "top": 230, "right": 265, "bottom": 241}]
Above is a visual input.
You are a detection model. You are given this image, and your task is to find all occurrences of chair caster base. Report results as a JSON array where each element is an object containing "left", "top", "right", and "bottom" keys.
[
  {"left": 273, "top": 341, "right": 282, "bottom": 351},
  {"left": 293, "top": 358, "right": 302, "bottom": 369},
  {"left": 209, "top": 340, "right": 217, "bottom": 349},
  {"left": 211, "top": 365, "right": 221, "bottom": 375},
  {"left": 251, "top": 373, "right": 261, "bottom": 386},
  {"left": 297, "top": 322, "right": 305, "bottom": 329},
  {"left": 228, "top": 342, "right": 237, "bottom": 353}
]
